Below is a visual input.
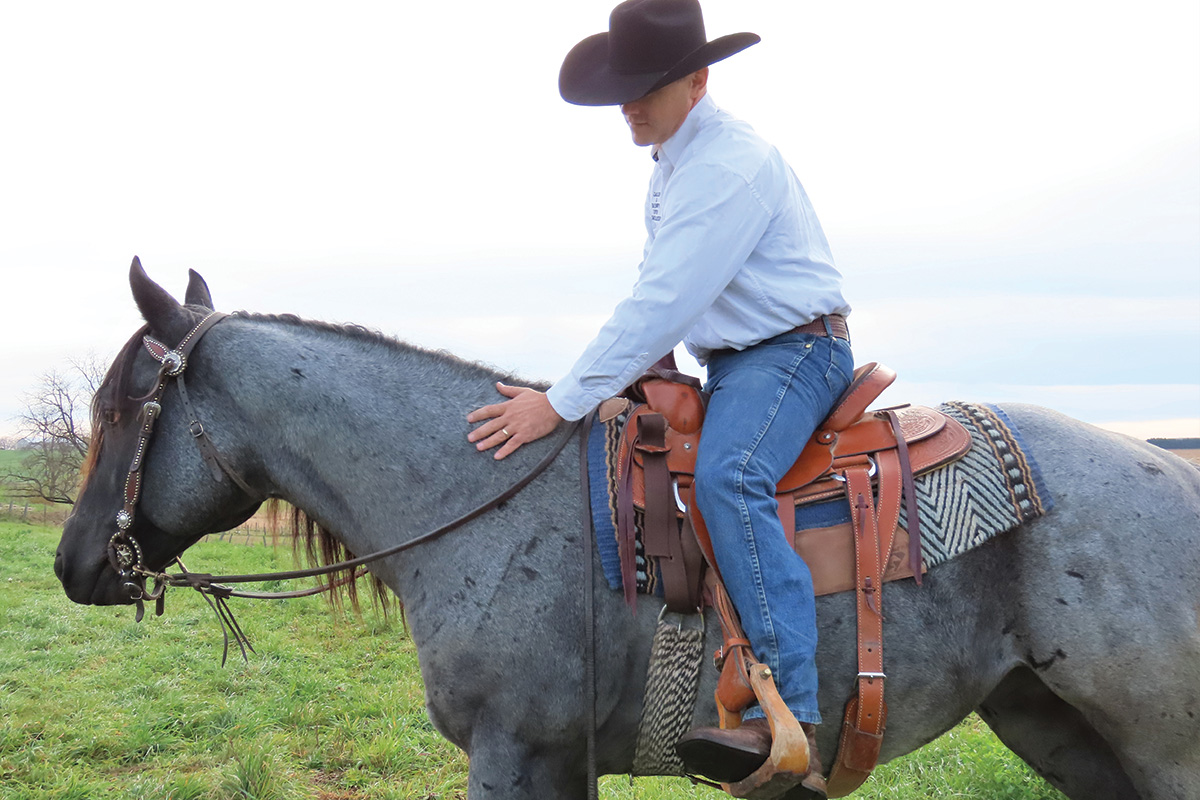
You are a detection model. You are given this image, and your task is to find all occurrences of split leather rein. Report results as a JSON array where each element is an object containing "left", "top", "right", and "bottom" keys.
[{"left": 107, "top": 310, "right": 584, "bottom": 663}]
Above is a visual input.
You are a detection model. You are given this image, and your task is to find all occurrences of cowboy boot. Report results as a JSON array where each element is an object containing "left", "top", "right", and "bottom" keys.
[
  {"left": 675, "top": 718, "right": 773, "bottom": 784},
  {"left": 798, "top": 722, "right": 826, "bottom": 797}
]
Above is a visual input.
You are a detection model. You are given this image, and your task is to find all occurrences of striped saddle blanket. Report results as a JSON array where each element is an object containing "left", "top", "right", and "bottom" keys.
[{"left": 586, "top": 401, "right": 1053, "bottom": 598}]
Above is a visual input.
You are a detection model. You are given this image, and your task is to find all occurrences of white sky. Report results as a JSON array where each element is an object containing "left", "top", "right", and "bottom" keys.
[{"left": 1, "top": 1, "right": 1198, "bottom": 441}]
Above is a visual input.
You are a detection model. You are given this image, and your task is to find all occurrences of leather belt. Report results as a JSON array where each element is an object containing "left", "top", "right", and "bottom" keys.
[
  {"left": 707, "top": 315, "right": 850, "bottom": 361},
  {"left": 789, "top": 314, "right": 850, "bottom": 341}
]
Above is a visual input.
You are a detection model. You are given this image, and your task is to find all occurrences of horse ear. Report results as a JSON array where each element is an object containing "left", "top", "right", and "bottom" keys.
[
  {"left": 129, "top": 256, "right": 193, "bottom": 343},
  {"left": 184, "top": 269, "right": 215, "bottom": 310}
]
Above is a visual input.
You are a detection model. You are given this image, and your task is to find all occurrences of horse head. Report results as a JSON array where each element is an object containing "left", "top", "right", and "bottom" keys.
[{"left": 55, "top": 258, "right": 262, "bottom": 606}]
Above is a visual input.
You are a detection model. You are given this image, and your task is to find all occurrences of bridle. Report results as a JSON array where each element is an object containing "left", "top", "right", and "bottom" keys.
[
  {"left": 106, "top": 310, "right": 582, "bottom": 663},
  {"left": 107, "top": 310, "right": 244, "bottom": 620}
]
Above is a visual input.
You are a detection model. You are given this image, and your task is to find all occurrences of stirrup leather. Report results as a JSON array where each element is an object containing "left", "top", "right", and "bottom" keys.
[
  {"left": 824, "top": 464, "right": 889, "bottom": 798},
  {"left": 708, "top": 576, "right": 813, "bottom": 798}
]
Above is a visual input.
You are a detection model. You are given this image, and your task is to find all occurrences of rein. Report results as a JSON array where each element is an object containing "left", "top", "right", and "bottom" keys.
[{"left": 107, "top": 311, "right": 582, "bottom": 663}]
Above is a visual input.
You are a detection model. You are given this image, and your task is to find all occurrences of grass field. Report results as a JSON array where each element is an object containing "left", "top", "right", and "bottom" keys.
[{"left": 0, "top": 521, "right": 1065, "bottom": 800}]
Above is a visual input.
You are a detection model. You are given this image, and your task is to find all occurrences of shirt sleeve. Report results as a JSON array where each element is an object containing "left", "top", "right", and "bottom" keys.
[{"left": 546, "top": 160, "right": 772, "bottom": 420}]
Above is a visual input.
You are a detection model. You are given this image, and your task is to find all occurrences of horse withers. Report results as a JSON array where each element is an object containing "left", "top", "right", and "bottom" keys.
[{"left": 55, "top": 261, "right": 1200, "bottom": 799}]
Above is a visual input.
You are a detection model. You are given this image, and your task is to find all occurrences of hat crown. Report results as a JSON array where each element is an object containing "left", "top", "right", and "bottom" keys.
[
  {"left": 608, "top": 0, "right": 707, "bottom": 75},
  {"left": 558, "top": 0, "right": 757, "bottom": 106}
]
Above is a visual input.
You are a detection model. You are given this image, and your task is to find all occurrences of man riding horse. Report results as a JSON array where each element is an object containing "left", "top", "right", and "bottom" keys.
[{"left": 466, "top": 0, "right": 851, "bottom": 792}]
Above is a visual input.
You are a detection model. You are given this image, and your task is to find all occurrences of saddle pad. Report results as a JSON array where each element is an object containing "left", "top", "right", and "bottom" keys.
[
  {"left": 898, "top": 401, "right": 1053, "bottom": 568},
  {"left": 587, "top": 401, "right": 1053, "bottom": 597}
]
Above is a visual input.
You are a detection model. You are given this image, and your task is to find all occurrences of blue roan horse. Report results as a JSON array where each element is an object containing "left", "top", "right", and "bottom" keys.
[{"left": 56, "top": 263, "right": 1200, "bottom": 800}]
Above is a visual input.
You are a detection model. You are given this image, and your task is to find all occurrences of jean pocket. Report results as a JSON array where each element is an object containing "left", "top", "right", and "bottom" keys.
[{"left": 823, "top": 340, "right": 854, "bottom": 397}]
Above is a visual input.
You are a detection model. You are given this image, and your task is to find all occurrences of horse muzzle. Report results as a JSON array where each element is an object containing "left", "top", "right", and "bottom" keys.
[{"left": 54, "top": 543, "right": 140, "bottom": 606}]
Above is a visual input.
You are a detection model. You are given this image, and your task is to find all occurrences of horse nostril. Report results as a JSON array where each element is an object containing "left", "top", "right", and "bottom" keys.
[{"left": 54, "top": 550, "right": 65, "bottom": 581}]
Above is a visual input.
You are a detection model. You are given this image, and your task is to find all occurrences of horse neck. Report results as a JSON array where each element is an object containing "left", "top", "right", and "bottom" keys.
[{"left": 207, "top": 316, "right": 576, "bottom": 598}]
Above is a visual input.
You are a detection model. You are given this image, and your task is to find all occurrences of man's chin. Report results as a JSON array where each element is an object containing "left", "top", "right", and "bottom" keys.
[{"left": 625, "top": 124, "right": 653, "bottom": 147}]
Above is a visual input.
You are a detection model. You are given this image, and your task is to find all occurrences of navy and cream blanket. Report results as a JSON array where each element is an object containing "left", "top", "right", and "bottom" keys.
[{"left": 587, "top": 401, "right": 1054, "bottom": 596}]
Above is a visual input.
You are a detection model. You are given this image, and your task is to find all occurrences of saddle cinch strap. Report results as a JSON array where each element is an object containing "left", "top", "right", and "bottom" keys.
[{"left": 615, "top": 362, "right": 973, "bottom": 797}]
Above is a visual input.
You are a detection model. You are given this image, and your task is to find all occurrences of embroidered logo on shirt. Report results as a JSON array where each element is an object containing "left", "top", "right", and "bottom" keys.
[{"left": 650, "top": 191, "right": 662, "bottom": 224}]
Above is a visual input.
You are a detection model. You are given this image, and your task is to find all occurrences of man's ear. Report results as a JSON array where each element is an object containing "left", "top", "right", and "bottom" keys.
[{"left": 690, "top": 67, "right": 708, "bottom": 104}]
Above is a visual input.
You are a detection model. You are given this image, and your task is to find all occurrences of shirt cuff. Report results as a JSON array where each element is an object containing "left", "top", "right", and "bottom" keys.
[{"left": 545, "top": 379, "right": 592, "bottom": 422}]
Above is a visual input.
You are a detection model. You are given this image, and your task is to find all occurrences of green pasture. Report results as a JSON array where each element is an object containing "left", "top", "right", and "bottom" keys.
[
  {"left": 0, "top": 450, "right": 32, "bottom": 505},
  {"left": 0, "top": 521, "right": 1063, "bottom": 800},
  {"left": 0, "top": 450, "right": 25, "bottom": 498}
]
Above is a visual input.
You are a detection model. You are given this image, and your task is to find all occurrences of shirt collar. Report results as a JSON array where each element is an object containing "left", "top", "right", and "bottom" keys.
[{"left": 652, "top": 93, "right": 717, "bottom": 169}]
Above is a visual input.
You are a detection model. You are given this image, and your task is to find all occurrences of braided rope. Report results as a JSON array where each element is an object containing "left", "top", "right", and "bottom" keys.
[{"left": 632, "top": 613, "right": 705, "bottom": 776}]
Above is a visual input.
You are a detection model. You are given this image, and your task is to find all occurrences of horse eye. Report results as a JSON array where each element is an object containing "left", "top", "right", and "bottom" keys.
[{"left": 102, "top": 409, "right": 119, "bottom": 426}]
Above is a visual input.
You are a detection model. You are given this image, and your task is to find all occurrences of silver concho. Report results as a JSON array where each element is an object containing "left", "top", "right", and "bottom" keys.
[
  {"left": 161, "top": 350, "right": 185, "bottom": 376},
  {"left": 116, "top": 509, "right": 133, "bottom": 530},
  {"left": 108, "top": 531, "right": 143, "bottom": 574},
  {"left": 114, "top": 542, "right": 135, "bottom": 569}
]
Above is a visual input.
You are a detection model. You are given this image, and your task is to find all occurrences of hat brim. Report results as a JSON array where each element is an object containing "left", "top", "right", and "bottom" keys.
[{"left": 559, "top": 31, "right": 760, "bottom": 106}]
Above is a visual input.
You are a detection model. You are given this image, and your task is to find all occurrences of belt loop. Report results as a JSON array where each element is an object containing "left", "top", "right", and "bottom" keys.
[{"left": 822, "top": 315, "right": 834, "bottom": 338}]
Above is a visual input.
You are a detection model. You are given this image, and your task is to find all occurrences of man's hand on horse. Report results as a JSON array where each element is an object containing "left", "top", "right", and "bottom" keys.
[{"left": 467, "top": 383, "right": 565, "bottom": 460}]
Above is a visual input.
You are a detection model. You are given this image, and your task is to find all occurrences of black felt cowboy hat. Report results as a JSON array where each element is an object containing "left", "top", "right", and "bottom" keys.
[{"left": 559, "top": 0, "right": 760, "bottom": 106}]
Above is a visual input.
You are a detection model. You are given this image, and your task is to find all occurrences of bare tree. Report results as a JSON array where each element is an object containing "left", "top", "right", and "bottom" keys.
[{"left": 2, "top": 355, "right": 106, "bottom": 506}]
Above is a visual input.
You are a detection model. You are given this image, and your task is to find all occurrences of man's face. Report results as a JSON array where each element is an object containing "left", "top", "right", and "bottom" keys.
[{"left": 620, "top": 69, "right": 707, "bottom": 147}]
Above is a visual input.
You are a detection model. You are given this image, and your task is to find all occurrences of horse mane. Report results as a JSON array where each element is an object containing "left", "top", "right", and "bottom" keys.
[
  {"left": 266, "top": 499, "right": 398, "bottom": 618},
  {"left": 229, "top": 311, "right": 542, "bottom": 389}
]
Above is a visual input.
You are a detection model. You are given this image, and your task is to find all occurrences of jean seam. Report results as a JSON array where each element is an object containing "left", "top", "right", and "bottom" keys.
[
  {"left": 823, "top": 338, "right": 852, "bottom": 391},
  {"left": 729, "top": 345, "right": 813, "bottom": 678}
]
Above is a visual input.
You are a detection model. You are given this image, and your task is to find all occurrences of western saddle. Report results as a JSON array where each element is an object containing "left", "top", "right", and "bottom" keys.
[{"left": 612, "top": 360, "right": 971, "bottom": 798}]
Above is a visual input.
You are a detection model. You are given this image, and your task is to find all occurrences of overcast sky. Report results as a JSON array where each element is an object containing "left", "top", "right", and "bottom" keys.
[{"left": 2, "top": 0, "right": 1197, "bottom": 442}]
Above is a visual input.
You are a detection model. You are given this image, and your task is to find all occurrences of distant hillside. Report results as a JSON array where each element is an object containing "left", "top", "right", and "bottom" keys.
[{"left": 1149, "top": 438, "right": 1200, "bottom": 450}]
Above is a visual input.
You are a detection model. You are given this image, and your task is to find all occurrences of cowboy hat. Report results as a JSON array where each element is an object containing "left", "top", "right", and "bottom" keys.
[{"left": 559, "top": 0, "right": 759, "bottom": 106}]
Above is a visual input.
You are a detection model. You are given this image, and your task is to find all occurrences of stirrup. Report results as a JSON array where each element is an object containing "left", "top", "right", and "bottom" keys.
[
  {"left": 707, "top": 569, "right": 812, "bottom": 797},
  {"left": 719, "top": 650, "right": 811, "bottom": 798}
]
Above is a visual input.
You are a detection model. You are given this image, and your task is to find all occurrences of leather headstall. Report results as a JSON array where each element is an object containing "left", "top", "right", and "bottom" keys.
[{"left": 106, "top": 311, "right": 259, "bottom": 624}]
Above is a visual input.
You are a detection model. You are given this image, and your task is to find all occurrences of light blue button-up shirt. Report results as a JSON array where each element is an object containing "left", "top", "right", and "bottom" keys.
[{"left": 546, "top": 94, "right": 850, "bottom": 421}]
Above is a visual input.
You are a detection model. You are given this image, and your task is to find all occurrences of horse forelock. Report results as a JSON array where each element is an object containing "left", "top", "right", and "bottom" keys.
[{"left": 79, "top": 324, "right": 152, "bottom": 493}]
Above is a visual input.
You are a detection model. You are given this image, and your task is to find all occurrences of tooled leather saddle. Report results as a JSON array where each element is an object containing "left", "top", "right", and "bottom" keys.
[{"left": 613, "top": 360, "right": 972, "bottom": 797}]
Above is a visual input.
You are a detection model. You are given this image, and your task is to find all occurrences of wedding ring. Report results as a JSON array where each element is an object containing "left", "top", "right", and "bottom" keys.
[{"left": 502, "top": 428, "right": 511, "bottom": 437}]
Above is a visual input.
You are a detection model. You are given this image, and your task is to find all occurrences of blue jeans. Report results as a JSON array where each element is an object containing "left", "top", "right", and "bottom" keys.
[{"left": 695, "top": 331, "right": 854, "bottom": 724}]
